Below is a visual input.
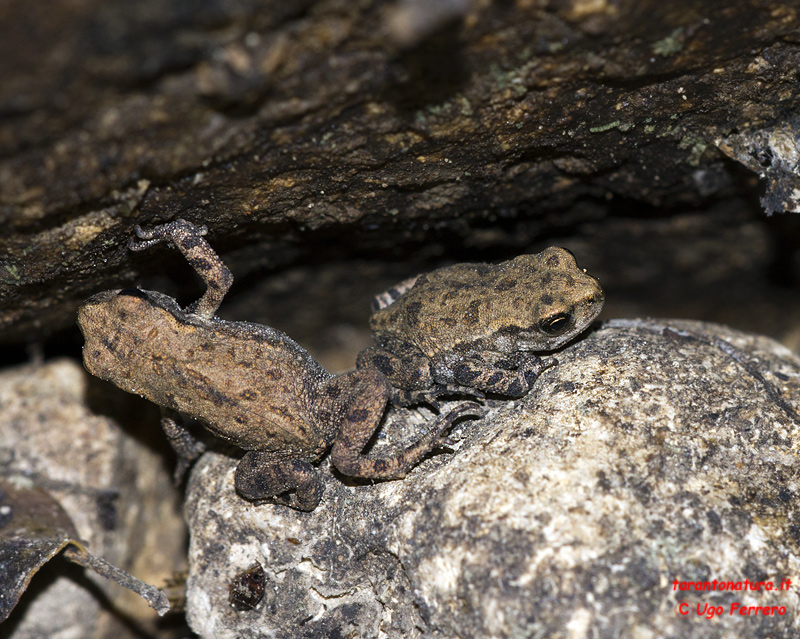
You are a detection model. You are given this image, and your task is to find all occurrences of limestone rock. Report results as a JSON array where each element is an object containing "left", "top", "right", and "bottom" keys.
[
  {"left": 0, "top": 359, "right": 186, "bottom": 638},
  {"left": 184, "top": 319, "right": 800, "bottom": 638}
]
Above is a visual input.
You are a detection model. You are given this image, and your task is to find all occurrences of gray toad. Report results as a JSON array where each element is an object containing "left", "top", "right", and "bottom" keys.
[
  {"left": 78, "top": 219, "right": 479, "bottom": 511},
  {"left": 357, "top": 248, "right": 604, "bottom": 405}
]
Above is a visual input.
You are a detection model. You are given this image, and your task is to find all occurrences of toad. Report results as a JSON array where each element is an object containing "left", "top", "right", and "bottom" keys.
[
  {"left": 357, "top": 248, "right": 604, "bottom": 405},
  {"left": 78, "top": 219, "right": 479, "bottom": 510}
]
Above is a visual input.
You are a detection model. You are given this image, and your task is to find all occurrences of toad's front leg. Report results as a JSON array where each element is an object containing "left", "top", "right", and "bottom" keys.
[
  {"left": 357, "top": 341, "right": 483, "bottom": 408},
  {"left": 324, "top": 368, "right": 482, "bottom": 479},
  {"left": 438, "top": 351, "right": 558, "bottom": 397}
]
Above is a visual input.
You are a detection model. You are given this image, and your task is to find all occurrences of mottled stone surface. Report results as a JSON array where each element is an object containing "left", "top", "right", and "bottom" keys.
[
  {"left": 184, "top": 319, "right": 800, "bottom": 638},
  {"left": 0, "top": 359, "right": 186, "bottom": 638}
]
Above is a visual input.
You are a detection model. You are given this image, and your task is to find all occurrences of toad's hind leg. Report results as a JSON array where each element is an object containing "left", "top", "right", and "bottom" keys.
[
  {"left": 326, "top": 368, "right": 483, "bottom": 479},
  {"left": 234, "top": 451, "right": 324, "bottom": 511},
  {"left": 128, "top": 218, "right": 233, "bottom": 320}
]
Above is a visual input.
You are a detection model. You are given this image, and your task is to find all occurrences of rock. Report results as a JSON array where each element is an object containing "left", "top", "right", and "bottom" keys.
[
  {"left": 0, "top": 359, "right": 186, "bottom": 638},
  {"left": 183, "top": 319, "right": 800, "bottom": 638}
]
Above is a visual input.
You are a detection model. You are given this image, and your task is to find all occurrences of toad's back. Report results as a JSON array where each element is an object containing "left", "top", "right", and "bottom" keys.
[
  {"left": 79, "top": 288, "right": 332, "bottom": 457},
  {"left": 369, "top": 249, "right": 604, "bottom": 356}
]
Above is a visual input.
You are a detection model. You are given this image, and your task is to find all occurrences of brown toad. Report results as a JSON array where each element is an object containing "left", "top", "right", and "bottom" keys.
[
  {"left": 357, "top": 248, "right": 604, "bottom": 405},
  {"left": 77, "top": 219, "right": 479, "bottom": 511}
]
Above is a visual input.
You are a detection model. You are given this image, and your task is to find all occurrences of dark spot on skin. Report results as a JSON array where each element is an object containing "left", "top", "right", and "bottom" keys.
[
  {"left": 181, "top": 233, "right": 204, "bottom": 249},
  {"left": 326, "top": 385, "right": 342, "bottom": 398},
  {"left": 274, "top": 405, "right": 292, "bottom": 419},
  {"left": 486, "top": 371, "right": 504, "bottom": 387},
  {"left": 539, "top": 294, "right": 554, "bottom": 305},
  {"left": 405, "top": 301, "right": 422, "bottom": 327},
  {"left": 199, "top": 342, "right": 213, "bottom": 351},
  {"left": 234, "top": 416, "right": 245, "bottom": 424},
  {"left": 495, "top": 278, "right": 517, "bottom": 292},
  {"left": 474, "top": 265, "right": 491, "bottom": 276},
  {"left": 540, "top": 273, "right": 553, "bottom": 286},
  {"left": 240, "top": 389, "right": 258, "bottom": 400},
  {"left": 373, "top": 355, "right": 395, "bottom": 377},
  {"left": 545, "top": 254, "right": 561, "bottom": 267},
  {"left": 208, "top": 386, "right": 237, "bottom": 407},
  {"left": 495, "top": 357, "right": 516, "bottom": 369},
  {"left": 347, "top": 408, "right": 370, "bottom": 423},
  {"left": 184, "top": 368, "right": 211, "bottom": 388},
  {"left": 101, "top": 337, "right": 116, "bottom": 353},
  {"left": 507, "top": 380, "right": 524, "bottom": 396},
  {"left": 316, "top": 410, "right": 332, "bottom": 424},
  {"left": 454, "top": 364, "right": 480, "bottom": 384},
  {"left": 373, "top": 459, "right": 390, "bottom": 474},
  {"left": 193, "top": 257, "right": 213, "bottom": 273},
  {"left": 464, "top": 299, "right": 482, "bottom": 326},
  {"left": 263, "top": 369, "right": 282, "bottom": 381},
  {"left": 229, "top": 562, "right": 266, "bottom": 612}
]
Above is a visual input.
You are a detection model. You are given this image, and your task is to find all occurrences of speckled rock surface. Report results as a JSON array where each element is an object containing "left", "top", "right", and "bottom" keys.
[
  {"left": 0, "top": 359, "right": 186, "bottom": 638},
  {"left": 184, "top": 319, "right": 800, "bottom": 639}
]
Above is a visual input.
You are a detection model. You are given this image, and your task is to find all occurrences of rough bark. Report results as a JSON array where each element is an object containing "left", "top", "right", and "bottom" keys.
[{"left": 1, "top": 0, "right": 799, "bottom": 343}]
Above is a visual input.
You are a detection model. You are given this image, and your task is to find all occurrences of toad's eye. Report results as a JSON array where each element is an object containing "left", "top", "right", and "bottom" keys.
[
  {"left": 117, "top": 288, "right": 148, "bottom": 299},
  {"left": 539, "top": 313, "right": 571, "bottom": 336}
]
